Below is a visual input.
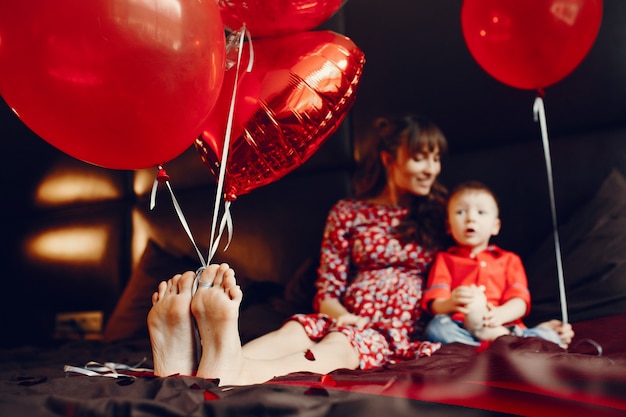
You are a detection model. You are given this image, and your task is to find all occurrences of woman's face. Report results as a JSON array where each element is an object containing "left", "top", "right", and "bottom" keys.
[{"left": 386, "top": 144, "right": 441, "bottom": 197}]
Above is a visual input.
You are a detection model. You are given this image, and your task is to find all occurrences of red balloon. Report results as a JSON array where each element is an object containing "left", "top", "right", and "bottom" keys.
[
  {"left": 0, "top": 0, "right": 225, "bottom": 170},
  {"left": 218, "top": 0, "right": 345, "bottom": 38},
  {"left": 196, "top": 30, "right": 365, "bottom": 201},
  {"left": 461, "top": 0, "right": 603, "bottom": 90}
]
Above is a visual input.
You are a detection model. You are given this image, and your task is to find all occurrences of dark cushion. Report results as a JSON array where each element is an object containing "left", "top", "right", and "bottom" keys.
[
  {"left": 103, "top": 240, "right": 197, "bottom": 342},
  {"left": 525, "top": 169, "right": 626, "bottom": 325}
]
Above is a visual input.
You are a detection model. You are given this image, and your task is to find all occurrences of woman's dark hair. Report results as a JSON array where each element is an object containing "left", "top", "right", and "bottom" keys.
[{"left": 354, "top": 114, "right": 449, "bottom": 250}]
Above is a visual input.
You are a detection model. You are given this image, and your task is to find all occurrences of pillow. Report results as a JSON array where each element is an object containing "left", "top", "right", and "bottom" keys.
[
  {"left": 525, "top": 169, "right": 626, "bottom": 325},
  {"left": 281, "top": 257, "right": 318, "bottom": 314},
  {"left": 103, "top": 240, "right": 198, "bottom": 342}
]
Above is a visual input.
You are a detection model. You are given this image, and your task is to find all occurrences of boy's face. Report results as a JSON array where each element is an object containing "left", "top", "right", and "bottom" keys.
[{"left": 447, "top": 190, "right": 501, "bottom": 253}]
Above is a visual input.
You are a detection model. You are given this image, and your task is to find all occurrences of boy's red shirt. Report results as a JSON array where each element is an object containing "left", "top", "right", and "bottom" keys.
[{"left": 422, "top": 245, "right": 531, "bottom": 327}]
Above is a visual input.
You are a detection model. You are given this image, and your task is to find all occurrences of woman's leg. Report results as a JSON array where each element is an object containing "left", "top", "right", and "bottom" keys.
[
  {"left": 192, "top": 264, "right": 359, "bottom": 386},
  {"left": 242, "top": 320, "right": 315, "bottom": 360},
  {"left": 147, "top": 271, "right": 197, "bottom": 377},
  {"left": 238, "top": 332, "right": 359, "bottom": 385}
]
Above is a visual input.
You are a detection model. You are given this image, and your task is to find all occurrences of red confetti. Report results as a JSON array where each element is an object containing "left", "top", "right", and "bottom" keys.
[
  {"left": 304, "top": 349, "right": 316, "bottom": 361},
  {"left": 320, "top": 374, "right": 336, "bottom": 387},
  {"left": 476, "top": 340, "right": 492, "bottom": 353},
  {"left": 203, "top": 390, "right": 220, "bottom": 401}
]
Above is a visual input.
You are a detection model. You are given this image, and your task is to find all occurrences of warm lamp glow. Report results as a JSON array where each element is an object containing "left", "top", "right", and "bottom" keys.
[
  {"left": 26, "top": 226, "right": 108, "bottom": 263},
  {"left": 36, "top": 170, "right": 121, "bottom": 206},
  {"left": 131, "top": 209, "right": 151, "bottom": 266},
  {"left": 133, "top": 168, "right": 158, "bottom": 196}
]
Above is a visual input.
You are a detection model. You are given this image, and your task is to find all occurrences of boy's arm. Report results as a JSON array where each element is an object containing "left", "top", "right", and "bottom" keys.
[
  {"left": 430, "top": 285, "right": 477, "bottom": 315},
  {"left": 484, "top": 297, "right": 527, "bottom": 327},
  {"left": 429, "top": 297, "right": 457, "bottom": 315}
]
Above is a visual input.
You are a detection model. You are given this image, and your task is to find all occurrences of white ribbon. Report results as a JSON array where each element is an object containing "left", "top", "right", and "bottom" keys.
[
  {"left": 206, "top": 26, "right": 253, "bottom": 264},
  {"left": 64, "top": 359, "right": 152, "bottom": 379},
  {"left": 147, "top": 28, "right": 254, "bottom": 273},
  {"left": 533, "top": 95, "right": 569, "bottom": 325},
  {"left": 150, "top": 166, "right": 207, "bottom": 269}
]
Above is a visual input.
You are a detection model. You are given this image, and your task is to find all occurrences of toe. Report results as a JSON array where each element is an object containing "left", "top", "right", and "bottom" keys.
[
  {"left": 178, "top": 271, "right": 196, "bottom": 293},
  {"left": 200, "top": 264, "right": 220, "bottom": 287},
  {"left": 228, "top": 285, "right": 243, "bottom": 302}
]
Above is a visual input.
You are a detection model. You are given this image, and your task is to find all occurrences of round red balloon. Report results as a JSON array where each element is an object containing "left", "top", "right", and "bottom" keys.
[
  {"left": 218, "top": 0, "right": 345, "bottom": 38},
  {"left": 0, "top": 0, "right": 225, "bottom": 170},
  {"left": 196, "top": 30, "right": 365, "bottom": 201},
  {"left": 461, "top": 0, "right": 603, "bottom": 90}
]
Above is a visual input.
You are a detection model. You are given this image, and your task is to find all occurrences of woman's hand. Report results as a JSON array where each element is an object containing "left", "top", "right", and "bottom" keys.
[
  {"left": 336, "top": 313, "right": 368, "bottom": 329},
  {"left": 319, "top": 298, "right": 368, "bottom": 328}
]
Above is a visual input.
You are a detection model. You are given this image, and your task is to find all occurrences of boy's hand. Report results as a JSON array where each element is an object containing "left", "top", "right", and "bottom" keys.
[
  {"left": 483, "top": 303, "right": 505, "bottom": 327},
  {"left": 450, "top": 285, "right": 480, "bottom": 314}
]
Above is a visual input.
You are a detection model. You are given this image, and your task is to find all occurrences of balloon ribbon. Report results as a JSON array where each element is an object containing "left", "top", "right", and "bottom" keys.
[
  {"left": 533, "top": 95, "right": 568, "bottom": 325},
  {"left": 206, "top": 26, "right": 254, "bottom": 263},
  {"left": 150, "top": 166, "right": 206, "bottom": 270}
]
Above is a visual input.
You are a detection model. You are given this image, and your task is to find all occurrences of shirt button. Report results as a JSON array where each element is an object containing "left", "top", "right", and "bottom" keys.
[{"left": 480, "top": 261, "right": 487, "bottom": 268}]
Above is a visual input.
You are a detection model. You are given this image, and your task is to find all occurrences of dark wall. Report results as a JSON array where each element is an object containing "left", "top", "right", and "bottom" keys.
[{"left": 342, "top": 0, "right": 626, "bottom": 153}]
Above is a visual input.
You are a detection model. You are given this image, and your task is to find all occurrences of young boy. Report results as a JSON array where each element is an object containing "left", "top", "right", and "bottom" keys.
[{"left": 421, "top": 181, "right": 563, "bottom": 347}]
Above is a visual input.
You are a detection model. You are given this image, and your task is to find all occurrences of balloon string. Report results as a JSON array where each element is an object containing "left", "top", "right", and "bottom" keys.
[
  {"left": 533, "top": 96, "right": 568, "bottom": 325},
  {"left": 208, "top": 201, "right": 233, "bottom": 261},
  {"left": 207, "top": 25, "right": 252, "bottom": 264},
  {"left": 150, "top": 166, "right": 207, "bottom": 269}
]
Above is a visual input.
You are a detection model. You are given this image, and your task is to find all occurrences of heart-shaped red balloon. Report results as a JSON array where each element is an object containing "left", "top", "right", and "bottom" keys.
[
  {"left": 196, "top": 30, "right": 365, "bottom": 201},
  {"left": 218, "top": 0, "right": 346, "bottom": 38}
]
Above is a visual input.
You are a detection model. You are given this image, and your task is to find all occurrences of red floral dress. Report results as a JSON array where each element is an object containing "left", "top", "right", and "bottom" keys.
[{"left": 290, "top": 199, "right": 441, "bottom": 369}]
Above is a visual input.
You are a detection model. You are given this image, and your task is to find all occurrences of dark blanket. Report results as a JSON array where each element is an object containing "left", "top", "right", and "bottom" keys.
[{"left": 2, "top": 314, "right": 625, "bottom": 417}]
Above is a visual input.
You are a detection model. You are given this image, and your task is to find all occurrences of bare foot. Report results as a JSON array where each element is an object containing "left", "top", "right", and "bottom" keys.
[
  {"left": 192, "top": 263, "right": 244, "bottom": 385},
  {"left": 147, "top": 271, "right": 197, "bottom": 376}
]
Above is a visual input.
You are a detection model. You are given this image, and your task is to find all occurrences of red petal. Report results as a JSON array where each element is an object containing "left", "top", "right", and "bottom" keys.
[
  {"left": 320, "top": 374, "right": 336, "bottom": 386},
  {"left": 476, "top": 340, "right": 492, "bottom": 353},
  {"left": 204, "top": 390, "right": 220, "bottom": 401}
]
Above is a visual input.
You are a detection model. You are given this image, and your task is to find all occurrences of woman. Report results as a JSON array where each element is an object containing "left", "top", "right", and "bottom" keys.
[{"left": 148, "top": 115, "right": 572, "bottom": 385}]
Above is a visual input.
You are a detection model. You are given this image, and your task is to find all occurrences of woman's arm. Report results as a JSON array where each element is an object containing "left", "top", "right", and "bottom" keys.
[{"left": 313, "top": 200, "right": 353, "bottom": 312}]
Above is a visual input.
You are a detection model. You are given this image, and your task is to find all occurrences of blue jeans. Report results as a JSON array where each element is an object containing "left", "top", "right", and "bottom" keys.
[{"left": 424, "top": 314, "right": 562, "bottom": 346}]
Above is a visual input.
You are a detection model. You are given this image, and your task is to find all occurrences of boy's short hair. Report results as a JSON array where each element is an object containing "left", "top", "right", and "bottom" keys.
[{"left": 447, "top": 180, "right": 500, "bottom": 211}]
